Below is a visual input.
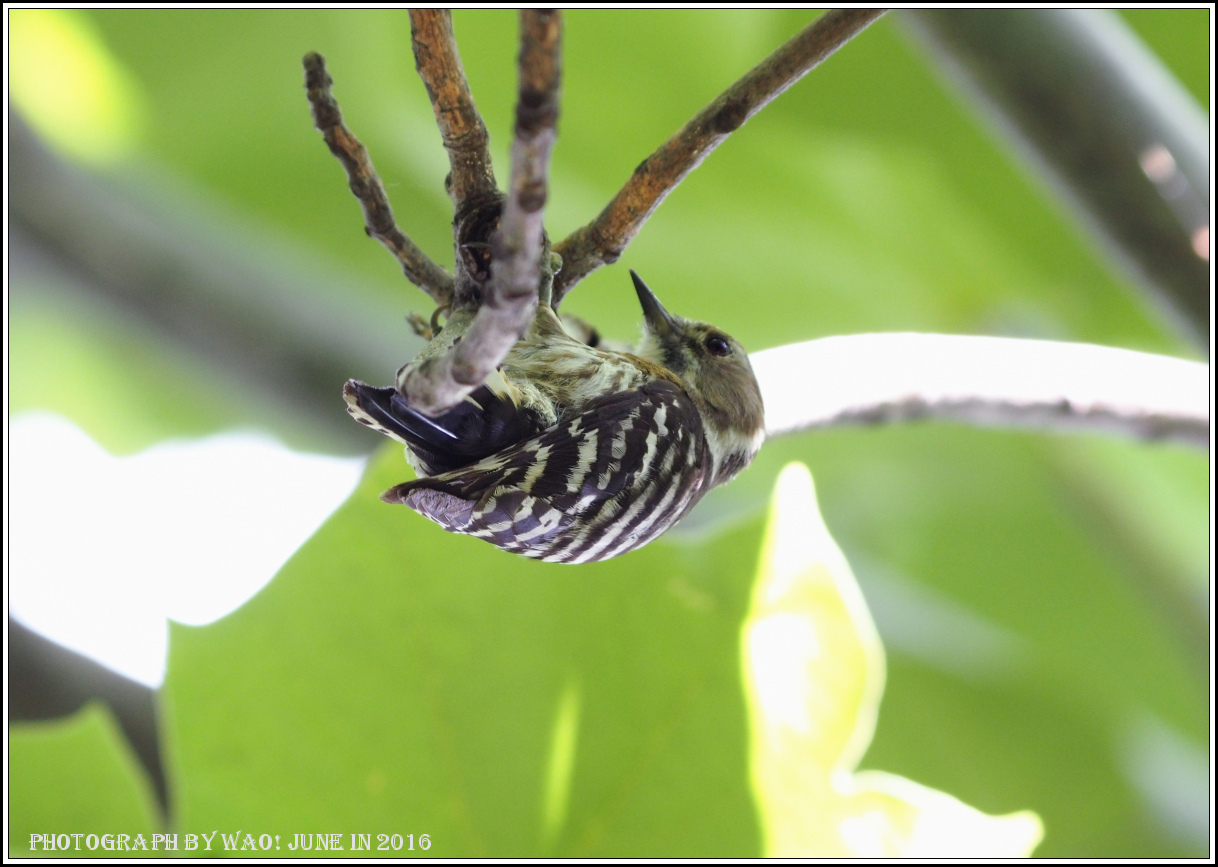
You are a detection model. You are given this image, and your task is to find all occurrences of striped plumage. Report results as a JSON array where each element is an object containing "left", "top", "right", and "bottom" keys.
[{"left": 344, "top": 271, "right": 765, "bottom": 563}]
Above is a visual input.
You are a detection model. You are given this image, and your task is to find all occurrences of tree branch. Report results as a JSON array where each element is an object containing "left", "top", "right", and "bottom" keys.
[
  {"left": 551, "top": 8, "right": 886, "bottom": 304},
  {"left": 901, "top": 10, "right": 1210, "bottom": 356},
  {"left": 753, "top": 334, "right": 1209, "bottom": 448},
  {"left": 409, "top": 9, "right": 500, "bottom": 213},
  {"left": 402, "top": 10, "right": 562, "bottom": 415},
  {"left": 303, "top": 52, "right": 454, "bottom": 305}
]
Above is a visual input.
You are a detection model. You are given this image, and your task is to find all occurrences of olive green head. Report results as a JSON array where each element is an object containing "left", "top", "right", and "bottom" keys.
[{"left": 630, "top": 270, "right": 766, "bottom": 482}]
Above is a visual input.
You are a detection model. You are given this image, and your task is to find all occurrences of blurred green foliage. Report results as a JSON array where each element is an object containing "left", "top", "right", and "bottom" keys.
[
  {"left": 164, "top": 446, "right": 762, "bottom": 857},
  {"left": 9, "top": 707, "right": 159, "bottom": 858},
  {"left": 8, "top": 9, "right": 1209, "bottom": 858}
]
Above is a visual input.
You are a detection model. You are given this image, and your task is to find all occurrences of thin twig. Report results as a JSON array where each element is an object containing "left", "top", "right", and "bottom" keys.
[
  {"left": 404, "top": 10, "right": 562, "bottom": 415},
  {"left": 303, "top": 52, "right": 454, "bottom": 305},
  {"left": 552, "top": 8, "right": 886, "bottom": 304},
  {"left": 753, "top": 334, "right": 1209, "bottom": 448},
  {"left": 409, "top": 9, "right": 500, "bottom": 212}
]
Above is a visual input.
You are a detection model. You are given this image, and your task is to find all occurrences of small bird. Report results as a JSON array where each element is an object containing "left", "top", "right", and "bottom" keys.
[{"left": 343, "top": 270, "right": 765, "bottom": 563}]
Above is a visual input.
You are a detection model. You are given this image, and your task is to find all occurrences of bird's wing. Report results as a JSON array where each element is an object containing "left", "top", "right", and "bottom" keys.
[{"left": 382, "top": 380, "right": 710, "bottom": 562}]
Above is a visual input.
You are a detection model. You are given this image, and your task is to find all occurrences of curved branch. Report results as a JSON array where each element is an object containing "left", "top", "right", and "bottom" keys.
[
  {"left": 753, "top": 334, "right": 1208, "bottom": 448},
  {"left": 403, "top": 10, "right": 562, "bottom": 415},
  {"left": 303, "top": 52, "right": 454, "bottom": 304},
  {"left": 409, "top": 9, "right": 499, "bottom": 212},
  {"left": 552, "top": 8, "right": 886, "bottom": 304}
]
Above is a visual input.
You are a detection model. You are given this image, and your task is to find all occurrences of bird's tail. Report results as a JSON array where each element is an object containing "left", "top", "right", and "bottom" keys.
[{"left": 343, "top": 378, "right": 542, "bottom": 476}]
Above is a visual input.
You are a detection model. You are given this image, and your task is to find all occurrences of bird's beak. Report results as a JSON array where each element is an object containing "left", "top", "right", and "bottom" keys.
[{"left": 631, "top": 270, "right": 678, "bottom": 336}]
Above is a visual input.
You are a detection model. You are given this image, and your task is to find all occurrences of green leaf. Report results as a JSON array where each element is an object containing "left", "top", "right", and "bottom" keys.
[
  {"left": 163, "top": 444, "right": 765, "bottom": 857},
  {"left": 9, "top": 705, "right": 160, "bottom": 858}
]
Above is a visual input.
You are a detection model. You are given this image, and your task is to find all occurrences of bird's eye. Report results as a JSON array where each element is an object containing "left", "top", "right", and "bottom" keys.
[{"left": 705, "top": 335, "right": 731, "bottom": 357}]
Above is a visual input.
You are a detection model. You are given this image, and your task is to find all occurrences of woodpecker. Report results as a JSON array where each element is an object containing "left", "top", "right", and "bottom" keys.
[{"left": 343, "top": 271, "right": 765, "bottom": 563}]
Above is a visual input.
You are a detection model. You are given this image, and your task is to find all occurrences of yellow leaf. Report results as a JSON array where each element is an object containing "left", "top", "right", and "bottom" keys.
[{"left": 742, "top": 462, "right": 1043, "bottom": 857}]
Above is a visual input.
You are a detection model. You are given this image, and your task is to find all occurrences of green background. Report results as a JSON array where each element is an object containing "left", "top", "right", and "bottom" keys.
[{"left": 9, "top": 9, "right": 1210, "bottom": 858}]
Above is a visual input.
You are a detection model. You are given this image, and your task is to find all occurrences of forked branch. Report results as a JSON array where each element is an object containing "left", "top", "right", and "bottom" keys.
[
  {"left": 552, "top": 8, "right": 887, "bottom": 304},
  {"left": 304, "top": 52, "right": 454, "bottom": 304},
  {"left": 409, "top": 9, "right": 500, "bottom": 213},
  {"left": 402, "top": 10, "right": 563, "bottom": 415}
]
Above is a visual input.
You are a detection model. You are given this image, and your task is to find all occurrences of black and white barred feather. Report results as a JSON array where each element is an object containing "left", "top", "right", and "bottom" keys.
[{"left": 344, "top": 271, "right": 765, "bottom": 562}]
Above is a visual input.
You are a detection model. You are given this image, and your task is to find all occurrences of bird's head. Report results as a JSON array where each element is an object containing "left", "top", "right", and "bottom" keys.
[{"left": 629, "top": 270, "right": 765, "bottom": 485}]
